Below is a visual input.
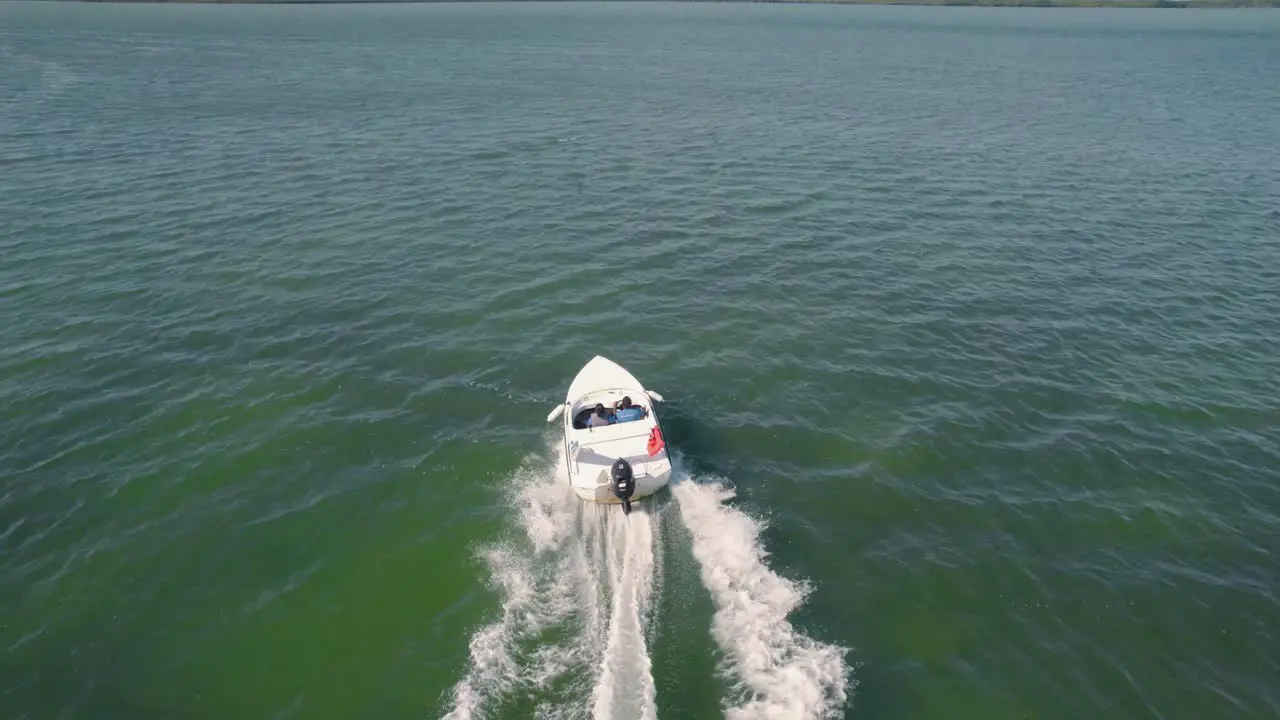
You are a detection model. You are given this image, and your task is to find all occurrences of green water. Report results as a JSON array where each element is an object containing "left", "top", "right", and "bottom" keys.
[{"left": 2, "top": 2, "right": 1279, "bottom": 718}]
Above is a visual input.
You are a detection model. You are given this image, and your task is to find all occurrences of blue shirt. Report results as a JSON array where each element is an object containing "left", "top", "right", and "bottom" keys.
[{"left": 614, "top": 407, "right": 645, "bottom": 423}]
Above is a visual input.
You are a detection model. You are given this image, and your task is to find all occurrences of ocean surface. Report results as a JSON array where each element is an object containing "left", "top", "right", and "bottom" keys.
[{"left": 2, "top": 2, "right": 1278, "bottom": 718}]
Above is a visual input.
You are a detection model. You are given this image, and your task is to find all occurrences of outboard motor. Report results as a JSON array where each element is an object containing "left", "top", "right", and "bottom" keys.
[{"left": 610, "top": 458, "right": 636, "bottom": 515}]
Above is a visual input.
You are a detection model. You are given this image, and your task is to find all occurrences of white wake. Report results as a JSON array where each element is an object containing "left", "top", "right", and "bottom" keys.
[
  {"left": 672, "top": 477, "right": 851, "bottom": 720},
  {"left": 443, "top": 451, "right": 661, "bottom": 720},
  {"left": 591, "top": 507, "right": 659, "bottom": 720},
  {"left": 442, "top": 454, "right": 584, "bottom": 720}
]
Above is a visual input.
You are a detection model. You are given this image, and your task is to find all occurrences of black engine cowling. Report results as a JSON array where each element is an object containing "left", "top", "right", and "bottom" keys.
[{"left": 610, "top": 458, "right": 636, "bottom": 515}]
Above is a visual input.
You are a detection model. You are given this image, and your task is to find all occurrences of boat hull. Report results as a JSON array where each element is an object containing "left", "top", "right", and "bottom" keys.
[
  {"left": 567, "top": 469, "right": 672, "bottom": 504},
  {"left": 555, "top": 356, "right": 672, "bottom": 506}
]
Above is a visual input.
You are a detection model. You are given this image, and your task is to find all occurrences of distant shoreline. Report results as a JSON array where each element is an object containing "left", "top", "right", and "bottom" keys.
[{"left": 58, "top": 0, "right": 1280, "bottom": 7}]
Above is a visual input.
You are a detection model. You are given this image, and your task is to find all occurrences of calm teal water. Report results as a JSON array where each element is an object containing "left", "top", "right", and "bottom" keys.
[{"left": 2, "top": 2, "right": 1279, "bottom": 718}]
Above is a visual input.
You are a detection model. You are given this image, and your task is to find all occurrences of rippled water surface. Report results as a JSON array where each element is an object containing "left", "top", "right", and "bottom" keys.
[{"left": 2, "top": 2, "right": 1279, "bottom": 718}]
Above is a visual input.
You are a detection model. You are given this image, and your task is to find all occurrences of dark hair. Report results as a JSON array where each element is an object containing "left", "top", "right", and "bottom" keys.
[
  {"left": 595, "top": 403, "right": 608, "bottom": 417},
  {"left": 619, "top": 396, "right": 632, "bottom": 409}
]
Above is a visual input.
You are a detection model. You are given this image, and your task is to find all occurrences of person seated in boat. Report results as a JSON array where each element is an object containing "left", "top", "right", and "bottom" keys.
[
  {"left": 587, "top": 403, "right": 615, "bottom": 428},
  {"left": 611, "top": 396, "right": 648, "bottom": 423}
]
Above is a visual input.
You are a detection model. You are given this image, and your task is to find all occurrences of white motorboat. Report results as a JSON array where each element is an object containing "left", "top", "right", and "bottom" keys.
[{"left": 546, "top": 356, "right": 672, "bottom": 513}]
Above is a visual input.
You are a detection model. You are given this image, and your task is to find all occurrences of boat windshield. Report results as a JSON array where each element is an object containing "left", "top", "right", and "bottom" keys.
[{"left": 571, "top": 403, "right": 650, "bottom": 430}]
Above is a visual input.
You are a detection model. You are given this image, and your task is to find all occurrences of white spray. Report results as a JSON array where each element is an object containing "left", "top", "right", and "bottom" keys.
[
  {"left": 443, "top": 450, "right": 661, "bottom": 720},
  {"left": 590, "top": 506, "right": 659, "bottom": 720},
  {"left": 672, "top": 478, "right": 851, "bottom": 720},
  {"left": 443, "top": 454, "right": 850, "bottom": 720}
]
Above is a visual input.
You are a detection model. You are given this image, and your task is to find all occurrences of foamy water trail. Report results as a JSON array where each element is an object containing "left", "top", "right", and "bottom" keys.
[
  {"left": 443, "top": 453, "right": 585, "bottom": 720},
  {"left": 444, "top": 450, "right": 661, "bottom": 720},
  {"left": 672, "top": 478, "right": 851, "bottom": 720},
  {"left": 591, "top": 507, "right": 659, "bottom": 720}
]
